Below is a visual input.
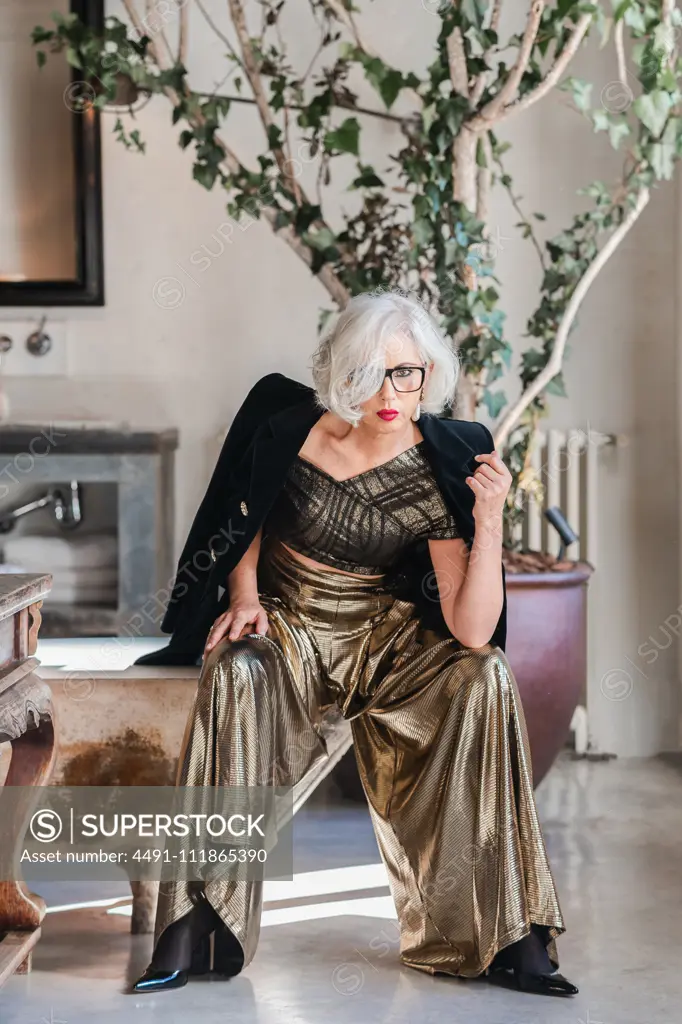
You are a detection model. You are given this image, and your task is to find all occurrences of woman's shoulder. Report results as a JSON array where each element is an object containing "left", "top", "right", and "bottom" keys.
[
  {"left": 423, "top": 413, "right": 493, "bottom": 451},
  {"left": 237, "top": 372, "right": 313, "bottom": 419},
  {"left": 244, "top": 372, "right": 315, "bottom": 408}
]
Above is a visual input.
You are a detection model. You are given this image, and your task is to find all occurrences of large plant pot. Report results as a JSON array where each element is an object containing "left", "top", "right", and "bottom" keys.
[
  {"left": 332, "top": 561, "right": 594, "bottom": 800},
  {"left": 505, "top": 561, "right": 593, "bottom": 786}
]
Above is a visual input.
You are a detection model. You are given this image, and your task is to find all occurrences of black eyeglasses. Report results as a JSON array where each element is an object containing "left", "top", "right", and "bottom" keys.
[
  {"left": 348, "top": 365, "right": 426, "bottom": 393},
  {"left": 381, "top": 365, "right": 426, "bottom": 392}
]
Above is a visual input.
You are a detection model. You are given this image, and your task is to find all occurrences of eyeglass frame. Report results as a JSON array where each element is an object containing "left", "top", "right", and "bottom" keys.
[{"left": 379, "top": 364, "right": 426, "bottom": 393}]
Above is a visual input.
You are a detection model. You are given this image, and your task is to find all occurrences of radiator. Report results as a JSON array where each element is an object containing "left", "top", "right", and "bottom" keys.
[
  {"left": 505, "top": 426, "right": 624, "bottom": 755},
  {"left": 506, "top": 426, "right": 620, "bottom": 561}
]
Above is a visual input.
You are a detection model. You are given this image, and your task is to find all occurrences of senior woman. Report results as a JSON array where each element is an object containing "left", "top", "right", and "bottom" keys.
[{"left": 132, "top": 290, "right": 577, "bottom": 998}]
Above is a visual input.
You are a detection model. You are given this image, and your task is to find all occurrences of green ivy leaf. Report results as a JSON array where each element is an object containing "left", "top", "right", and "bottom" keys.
[
  {"left": 350, "top": 165, "right": 384, "bottom": 188},
  {"left": 413, "top": 219, "right": 433, "bottom": 245},
  {"left": 649, "top": 116, "right": 679, "bottom": 178},
  {"left": 591, "top": 108, "right": 610, "bottom": 132},
  {"left": 560, "top": 77, "right": 593, "bottom": 112},
  {"left": 633, "top": 90, "right": 672, "bottom": 138},
  {"left": 623, "top": 2, "right": 647, "bottom": 33},
  {"left": 129, "top": 129, "right": 145, "bottom": 154},
  {"left": 648, "top": 141, "right": 673, "bottom": 177},
  {"left": 65, "top": 46, "right": 82, "bottom": 68},
  {"left": 659, "top": 66, "right": 678, "bottom": 93},
  {"left": 545, "top": 372, "right": 568, "bottom": 397},
  {"left": 193, "top": 164, "right": 219, "bottom": 190},
  {"left": 31, "top": 26, "right": 54, "bottom": 44},
  {"left": 378, "top": 69, "right": 404, "bottom": 109},
  {"left": 294, "top": 203, "right": 322, "bottom": 234},
  {"left": 608, "top": 119, "right": 630, "bottom": 149},
  {"left": 324, "top": 117, "right": 360, "bottom": 156},
  {"left": 422, "top": 104, "right": 437, "bottom": 134},
  {"left": 305, "top": 227, "right": 337, "bottom": 250},
  {"left": 425, "top": 182, "right": 442, "bottom": 212},
  {"left": 481, "top": 389, "right": 507, "bottom": 418},
  {"left": 594, "top": 2, "right": 612, "bottom": 45},
  {"left": 461, "top": 0, "right": 488, "bottom": 29},
  {"left": 613, "top": 0, "right": 633, "bottom": 22},
  {"left": 267, "top": 123, "right": 282, "bottom": 150},
  {"left": 454, "top": 222, "right": 469, "bottom": 247}
]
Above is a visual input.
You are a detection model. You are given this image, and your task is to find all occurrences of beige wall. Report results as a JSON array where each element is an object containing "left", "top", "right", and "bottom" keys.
[{"left": 2, "top": 2, "right": 679, "bottom": 757}]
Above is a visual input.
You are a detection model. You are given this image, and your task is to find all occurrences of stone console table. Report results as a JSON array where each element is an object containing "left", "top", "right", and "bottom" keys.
[
  {"left": 0, "top": 573, "right": 56, "bottom": 985},
  {"left": 0, "top": 425, "right": 178, "bottom": 638}
]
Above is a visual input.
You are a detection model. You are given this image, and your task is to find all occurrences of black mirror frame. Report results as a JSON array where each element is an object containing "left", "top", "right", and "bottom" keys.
[{"left": 0, "top": 0, "right": 105, "bottom": 307}]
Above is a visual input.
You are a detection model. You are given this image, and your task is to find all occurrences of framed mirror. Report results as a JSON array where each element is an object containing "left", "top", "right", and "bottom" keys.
[{"left": 0, "top": 0, "right": 104, "bottom": 306}]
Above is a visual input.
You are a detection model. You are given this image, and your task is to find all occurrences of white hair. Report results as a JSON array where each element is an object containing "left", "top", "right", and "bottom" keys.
[{"left": 310, "top": 288, "right": 460, "bottom": 427}]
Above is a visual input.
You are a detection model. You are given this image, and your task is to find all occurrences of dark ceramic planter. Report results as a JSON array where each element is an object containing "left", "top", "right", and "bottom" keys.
[
  {"left": 505, "top": 561, "right": 593, "bottom": 786},
  {"left": 332, "top": 561, "right": 594, "bottom": 799}
]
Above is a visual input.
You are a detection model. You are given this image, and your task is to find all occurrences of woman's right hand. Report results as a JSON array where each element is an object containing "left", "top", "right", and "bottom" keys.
[{"left": 203, "top": 599, "right": 270, "bottom": 656}]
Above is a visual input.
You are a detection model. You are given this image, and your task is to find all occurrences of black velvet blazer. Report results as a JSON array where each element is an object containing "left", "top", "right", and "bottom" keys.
[{"left": 134, "top": 372, "right": 507, "bottom": 665}]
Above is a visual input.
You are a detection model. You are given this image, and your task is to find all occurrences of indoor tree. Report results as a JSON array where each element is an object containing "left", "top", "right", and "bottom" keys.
[{"left": 31, "top": 0, "right": 682, "bottom": 541}]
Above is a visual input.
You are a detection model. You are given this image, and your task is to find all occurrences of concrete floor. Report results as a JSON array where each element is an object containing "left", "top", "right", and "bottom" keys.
[{"left": 1, "top": 751, "right": 680, "bottom": 1023}]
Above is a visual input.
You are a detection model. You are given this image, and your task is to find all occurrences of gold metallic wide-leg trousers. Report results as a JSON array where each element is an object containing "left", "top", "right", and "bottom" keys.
[{"left": 153, "top": 537, "right": 565, "bottom": 978}]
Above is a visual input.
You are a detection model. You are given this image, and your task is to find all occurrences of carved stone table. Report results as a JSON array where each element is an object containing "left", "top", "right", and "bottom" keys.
[
  {"left": 0, "top": 574, "right": 56, "bottom": 985},
  {"left": 35, "top": 636, "right": 352, "bottom": 934}
]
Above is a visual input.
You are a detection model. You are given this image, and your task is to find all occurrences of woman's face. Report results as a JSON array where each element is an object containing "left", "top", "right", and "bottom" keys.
[{"left": 357, "top": 335, "right": 432, "bottom": 431}]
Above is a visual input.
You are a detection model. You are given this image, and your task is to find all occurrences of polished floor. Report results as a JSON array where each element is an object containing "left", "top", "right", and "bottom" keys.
[{"left": 1, "top": 751, "right": 680, "bottom": 1023}]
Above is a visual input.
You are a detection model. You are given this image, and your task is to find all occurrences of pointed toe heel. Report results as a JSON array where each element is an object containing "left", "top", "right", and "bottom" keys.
[
  {"left": 132, "top": 966, "right": 189, "bottom": 992},
  {"left": 132, "top": 899, "right": 214, "bottom": 993},
  {"left": 515, "top": 970, "right": 579, "bottom": 996}
]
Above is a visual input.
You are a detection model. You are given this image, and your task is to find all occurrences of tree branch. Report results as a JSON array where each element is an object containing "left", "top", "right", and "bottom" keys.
[
  {"left": 662, "top": 0, "right": 678, "bottom": 71},
  {"left": 143, "top": 0, "right": 175, "bottom": 67},
  {"left": 194, "top": 90, "right": 409, "bottom": 124},
  {"left": 177, "top": 0, "right": 188, "bottom": 64},
  {"left": 227, "top": 0, "right": 302, "bottom": 204},
  {"left": 447, "top": 27, "right": 470, "bottom": 99},
  {"left": 473, "top": 0, "right": 546, "bottom": 124},
  {"left": 614, "top": 19, "right": 627, "bottom": 88},
  {"left": 490, "top": 0, "right": 504, "bottom": 33},
  {"left": 470, "top": 0, "right": 504, "bottom": 108},
  {"left": 493, "top": 186, "right": 650, "bottom": 448},
  {"left": 470, "top": 12, "right": 592, "bottom": 130},
  {"left": 272, "top": 11, "right": 300, "bottom": 209},
  {"left": 476, "top": 132, "right": 492, "bottom": 222}
]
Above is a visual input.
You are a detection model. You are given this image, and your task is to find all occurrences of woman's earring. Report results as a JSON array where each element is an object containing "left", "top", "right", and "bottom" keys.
[{"left": 412, "top": 387, "right": 424, "bottom": 422}]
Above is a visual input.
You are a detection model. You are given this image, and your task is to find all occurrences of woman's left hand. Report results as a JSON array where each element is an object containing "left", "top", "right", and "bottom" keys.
[{"left": 466, "top": 450, "right": 512, "bottom": 528}]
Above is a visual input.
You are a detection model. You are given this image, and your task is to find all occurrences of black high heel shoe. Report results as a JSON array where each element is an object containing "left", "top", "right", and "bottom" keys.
[
  {"left": 489, "top": 962, "right": 579, "bottom": 997},
  {"left": 514, "top": 969, "right": 579, "bottom": 995},
  {"left": 488, "top": 925, "right": 578, "bottom": 997},
  {"left": 133, "top": 968, "right": 190, "bottom": 993},
  {"left": 132, "top": 892, "right": 215, "bottom": 993}
]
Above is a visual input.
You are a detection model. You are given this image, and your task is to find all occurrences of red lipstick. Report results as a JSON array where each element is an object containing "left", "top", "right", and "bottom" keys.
[{"left": 377, "top": 409, "right": 399, "bottom": 421}]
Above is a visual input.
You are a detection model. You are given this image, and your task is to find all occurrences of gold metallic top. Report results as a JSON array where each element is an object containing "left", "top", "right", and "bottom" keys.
[{"left": 266, "top": 440, "right": 460, "bottom": 575}]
